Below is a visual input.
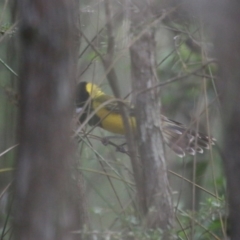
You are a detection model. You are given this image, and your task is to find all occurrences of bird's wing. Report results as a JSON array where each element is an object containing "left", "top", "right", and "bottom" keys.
[{"left": 94, "top": 94, "right": 135, "bottom": 116}]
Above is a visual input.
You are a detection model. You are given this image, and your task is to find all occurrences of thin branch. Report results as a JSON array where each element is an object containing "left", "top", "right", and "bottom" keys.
[
  {"left": 0, "top": 58, "right": 18, "bottom": 77},
  {"left": 0, "top": 144, "right": 18, "bottom": 158},
  {"left": 137, "top": 59, "right": 218, "bottom": 95}
]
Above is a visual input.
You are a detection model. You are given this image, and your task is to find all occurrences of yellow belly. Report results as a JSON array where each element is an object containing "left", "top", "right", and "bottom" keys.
[{"left": 96, "top": 108, "right": 136, "bottom": 135}]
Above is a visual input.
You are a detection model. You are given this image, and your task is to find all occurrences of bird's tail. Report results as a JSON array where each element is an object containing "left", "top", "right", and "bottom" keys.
[{"left": 161, "top": 116, "right": 216, "bottom": 157}]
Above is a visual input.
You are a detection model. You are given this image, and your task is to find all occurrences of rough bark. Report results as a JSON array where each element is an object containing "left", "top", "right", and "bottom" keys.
[
  {"left": 129, "top": 1, "right": 174, "bottom": 231},
  {"left": 14, "top": 0, "right": 81, "bottom": 239}
]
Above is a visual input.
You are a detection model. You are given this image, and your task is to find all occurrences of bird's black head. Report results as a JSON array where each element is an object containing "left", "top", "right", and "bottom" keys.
[
  {"left": 75, "top": 81, "right": 91, "bottom": 124},
  {"left": 76, "top": 81, "right": 89, "bottom": 108},
  {"left": 76, "top": 82, "right": 101, "bottom": 126},
  {"left": 75, "top": 81, "right": 102, "bottom": 126}
]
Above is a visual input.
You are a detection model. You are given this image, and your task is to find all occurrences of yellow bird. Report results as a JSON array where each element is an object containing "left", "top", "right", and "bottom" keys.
[{"left": 76, "top": 82, "right": 215, "bottom": 157}]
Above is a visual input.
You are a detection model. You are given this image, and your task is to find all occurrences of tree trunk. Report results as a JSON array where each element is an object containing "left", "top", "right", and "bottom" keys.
[
  {"left": 129, "top": 1, "right": 174, "bottom": 232},
  {"left": 14, "top": 0, "right": 83, "bottom": 239}
]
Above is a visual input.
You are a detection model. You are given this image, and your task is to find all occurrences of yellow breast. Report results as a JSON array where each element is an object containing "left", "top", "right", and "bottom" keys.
[{"left": 93, "top": 102, "right": 136, "bottom": 135}]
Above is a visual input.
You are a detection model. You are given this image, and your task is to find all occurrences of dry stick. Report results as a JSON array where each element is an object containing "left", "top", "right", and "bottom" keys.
[
  {"left": 0, "top": 58, "right": 18, "bottom": 77},
  {"left": 0, "top": 181, "right": 12, "bottom": 200},
  {"left": 78, "top": 167, "right": 134, "bottom": 186},
  {"left": 79, "top": 139, "right": 135, "bottom": 229},
  {"left": 84, "top": 137, "right": 127, "bottom": 213},
  {"left": 203, "top": 64, "right": 226, "bottom": 238},
  {"left": 81, "top": 32, "right": 104, "bottom": 62},
  {"left": 79, "top": 55, "right": 98, "bottom": 79},
  {"left": 191, "top": 89, "right": 203, "bottom": 239},
  {"left": 78, "top": 8, "right": 124, "bottom": 80},
  {"left": 199, "top": 24, "right": 221, "bottom": 234},
  {"left": 78, "top": 27, "right": 104, "bottom": 60},
  {"left": 79, "top": 122, "right": 126, "bottom": 210},
  {"left": 0, "top": 144, "right": 18, "bottom": 158},
  {"left": 193, "top": 73, "right": 217, "bottom": 80},
  {"left": 79, "top": 136, "right": 134, "bottom": 190},
  {"left": 78, "top": 5, "right": 124, "bottom": 60},
  {"left": 137, "top": 59, "right": 218, "bottom": 95},
  {"left": 176, "top": 215, "right": 190, "bottom": 240},
  {"left": 178, "top": 209, "right": 221, "bottom": 240}
]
